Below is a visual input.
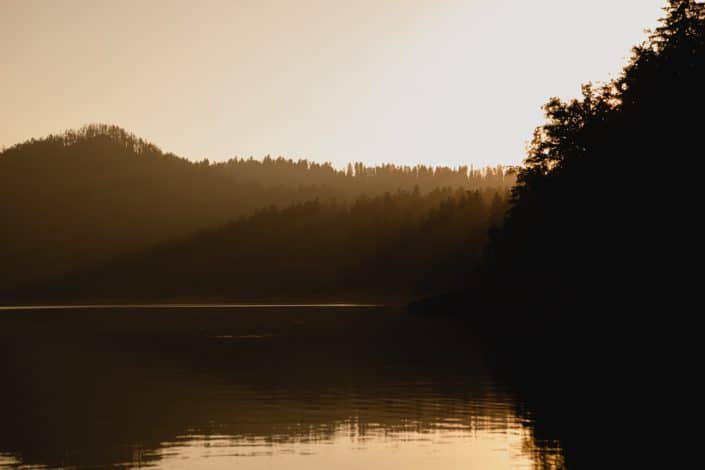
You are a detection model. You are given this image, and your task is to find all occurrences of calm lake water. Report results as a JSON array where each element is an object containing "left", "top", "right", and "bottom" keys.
[{"left": 0, "top": 306, "right": 565, "bottom": 469}]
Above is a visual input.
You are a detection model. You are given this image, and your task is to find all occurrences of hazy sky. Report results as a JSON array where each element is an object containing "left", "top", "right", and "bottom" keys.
[{"left": 1, "top": 0, "right": 666, "bottom": 168}]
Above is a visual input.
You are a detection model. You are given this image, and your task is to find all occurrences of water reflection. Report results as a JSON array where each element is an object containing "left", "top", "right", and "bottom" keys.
[{"left": 0, "top": 307, "right": 564, "bottom": 469}]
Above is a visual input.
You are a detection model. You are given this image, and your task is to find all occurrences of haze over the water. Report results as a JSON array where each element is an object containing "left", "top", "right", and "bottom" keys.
[{"left": 1, "top": 0, "right": 664, "bottom": 168}]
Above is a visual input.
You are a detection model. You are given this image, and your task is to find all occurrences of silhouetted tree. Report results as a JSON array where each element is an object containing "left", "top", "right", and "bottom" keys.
[{"left": 481, "top": 0, "right": 705, "bottom": 313}]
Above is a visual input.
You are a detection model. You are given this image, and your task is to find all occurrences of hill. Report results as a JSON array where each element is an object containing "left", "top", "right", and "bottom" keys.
[
  {"left": 11, "top": 187, "right": 507, "bottom": 303},
  {"left": 0, "top": 125, "right": 514, "bottom": 297}
]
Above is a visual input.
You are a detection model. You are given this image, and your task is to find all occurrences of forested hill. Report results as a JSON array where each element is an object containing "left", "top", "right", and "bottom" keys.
[
  {"left": 17, "top": 188, "right": 507, "bottom": 303},
  {"left": 0, "top": 125, "right": 514, "bottom": 296}
]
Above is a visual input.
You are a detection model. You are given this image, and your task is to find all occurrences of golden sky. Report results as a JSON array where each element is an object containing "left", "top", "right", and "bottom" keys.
[{"left": 1, "top": 0, "right": 665, "bottom": 168}]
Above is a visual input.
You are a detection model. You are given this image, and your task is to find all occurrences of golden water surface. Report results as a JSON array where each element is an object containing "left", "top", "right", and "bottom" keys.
[{"left": 0, "top": 306, "right": 564, "bottom": 469}]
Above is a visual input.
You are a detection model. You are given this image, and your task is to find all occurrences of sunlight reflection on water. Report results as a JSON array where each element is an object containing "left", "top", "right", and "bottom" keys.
[
  {"left": 0, "top": 306, "right": 565, "bottom": 469},
  {"left": 144, "top": 424, "right": 538, "bottom": 470}
]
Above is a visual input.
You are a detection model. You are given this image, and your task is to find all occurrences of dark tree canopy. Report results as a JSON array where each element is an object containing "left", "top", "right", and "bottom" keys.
[
  {"left": 482, "top": 0, "right": 705, "bottom": 311},
  {"left": 18, "top": 187, "right": 505, "bottom": 303}
]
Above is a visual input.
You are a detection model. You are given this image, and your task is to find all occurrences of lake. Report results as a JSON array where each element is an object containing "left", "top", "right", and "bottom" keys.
[{"left": 0, "top": 306, "right": 565, "bottom": 469}]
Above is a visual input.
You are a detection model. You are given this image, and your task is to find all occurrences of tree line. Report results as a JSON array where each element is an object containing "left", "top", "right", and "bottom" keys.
[
  {"left": 0, "top": 125, "right": 513, "bottom": 299},
  {"left": 13, "top": 187, "right": 507, "bottom": 302}
]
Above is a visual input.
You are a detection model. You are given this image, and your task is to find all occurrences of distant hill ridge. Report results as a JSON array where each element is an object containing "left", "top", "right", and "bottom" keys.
[
  {"left": 1, "top": 124, "right": 516, "bottom": 189},
  {"left": 0, "top": 124, "right": 515, "bottom": 296}
]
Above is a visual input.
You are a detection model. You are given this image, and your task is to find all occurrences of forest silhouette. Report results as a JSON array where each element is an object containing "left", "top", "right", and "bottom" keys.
[
  {"left": 0, "top": 125, "right": 513, "bottom": 303},
  {"left": 413, "top": 0, "right": 704, "bottom": 318}
]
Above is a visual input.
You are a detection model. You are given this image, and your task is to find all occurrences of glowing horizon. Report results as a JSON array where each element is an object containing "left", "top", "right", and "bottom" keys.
[{"left": 1, "top": 0, "right": 665, "bottom": 168}]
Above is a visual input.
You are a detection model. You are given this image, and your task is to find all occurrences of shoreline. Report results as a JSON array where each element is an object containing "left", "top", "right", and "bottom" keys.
[{"left": 0, "top": 303, "right": 385, "bottom": 311}]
